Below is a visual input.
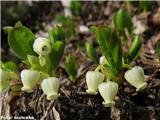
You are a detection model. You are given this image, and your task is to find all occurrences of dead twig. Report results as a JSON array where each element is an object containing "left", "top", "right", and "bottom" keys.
[{"left": 40, "top": 100, "right": 56, "bottom": 120}]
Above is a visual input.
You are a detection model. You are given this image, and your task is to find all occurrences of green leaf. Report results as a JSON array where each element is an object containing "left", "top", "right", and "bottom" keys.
[
  {"left": 91, "top": 26, "right": 117, "bottom": 74},
  {"left": 127, "top": 36, "right": 141, "bottom": 63},
  {"left": 48, "top": 30, "right": 54, "bottom": 45},
  {"left": 114, "top": 9, "right": 132, "bottom": 33},
  {"left": 3, "top": 61, "right": 17, "bottom": 72},
  {"left": 110, "top": 31, "right": 122, "bottom": 71},
  {"left": 139, "top": 1, "right": 151, "bottom": 11},
  {"left": 49, "top": 26, "right": 65, "bottom": 44},
  {"left": 8, "top": 24, "right": 36, "bottom": 59},
  {"left": 65, "top": 54, "right": 78, "bottom": 82},
  {"left": 39, "top": 55, "right": 46, "bottom": 67},
  {"left": 70, "top": 0, "right": 81, "bottom": 16},
  {"left": 27, "top": 55, "right": 39, "bottom": 66},
  {"left": 27, "top": 55, "right": 47, "bottom": 73},
  {"left": 50, "top": 41, "right": 65, "bottom": 71},
  {"left": 15, "top": 21, "right": 23, "bottom": 27},
  {"left": 85, "top": 42, "right": 99, "bottom": 64}
]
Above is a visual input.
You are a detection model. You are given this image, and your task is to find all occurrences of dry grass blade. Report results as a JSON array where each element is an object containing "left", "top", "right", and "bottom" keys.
[
  {"left": 40, "top": 100, "right": 55, "bottom": 120},
  {"left": 53, "top": 107, "right": 61, "bottom": 120}
]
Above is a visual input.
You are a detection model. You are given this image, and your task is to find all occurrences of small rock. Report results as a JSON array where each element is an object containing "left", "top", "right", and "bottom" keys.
[{"left": 79, "top": 25, "right": 90, "bottom": 34}]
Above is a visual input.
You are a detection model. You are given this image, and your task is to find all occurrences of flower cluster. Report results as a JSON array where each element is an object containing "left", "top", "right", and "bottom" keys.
[
  {"left": 20, "top": 37, "right": 60, "bottom": 100},
  {"left": 85, "top": 56, "right": 147, "bottom": 107},
  {"left": 2, "top": 23, "right": 65, "bottom": 101}
]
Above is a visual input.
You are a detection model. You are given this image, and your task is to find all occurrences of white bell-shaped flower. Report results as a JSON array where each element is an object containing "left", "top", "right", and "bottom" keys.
[
  {"left": 33, "top": 37, "right": 51, "bottom": 56},
  {"left": 41, "top": 77, "right": 60, "bottom": 100},
  {"left": 99, "top": 56, "right": 108, "bottom": 65},
  {"left": 125, "top": 66, "right": 147, "bottom": 91},
  {"left": 98, "top": 81, "right": 118, "bottom": 107},
  {"left": 86, "top": 71, "right": 104, "bottom": 95},
  {"left": 0, "top": 70, "right": 10, "bottom": 92},
  {"left": 21, "top": 69, "right": 40, "bottom": 93}
]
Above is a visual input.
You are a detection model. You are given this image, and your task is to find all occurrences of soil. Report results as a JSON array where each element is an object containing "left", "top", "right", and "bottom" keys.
[{"left": 1, "top": 1, "right": 160, "bottom": 120}]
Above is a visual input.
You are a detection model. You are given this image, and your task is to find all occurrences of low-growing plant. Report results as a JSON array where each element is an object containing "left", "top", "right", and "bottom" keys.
[
  {"left": 85, "top": 9, "right": 148, "bottom": 107},
  {"left": 1, "top": 22, "right": 65, "bottom": 100},
  {"left": 0, "top": 61, "right": 19, "bottom": 92}
]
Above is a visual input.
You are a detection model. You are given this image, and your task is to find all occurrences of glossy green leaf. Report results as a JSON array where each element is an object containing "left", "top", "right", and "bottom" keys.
[
  {"left": 39, "top": 55, "right": 46, "bottom": 67},
  {"left": 139, "top": 1, "right": 151, "bottom": 11},
  {"left": 27, "top": 55, "right": 47, "bottom": 72},
  {"left": 48, "top": 30, "right": 54, "bottom": 45},
  {"left": 65, "top": 54, "right": 78, "bottom": 82},
  {"left": 91, "top": 26, "right": 117, "bottom": 74},
  {"left": 127, "top": 36, "right": 141, "bottom": 63},
  {"left": 15, "top": 21, "right": 23, "bottom": 27},
  {"left": 85, "top": 42, "right": 99, "bottom": 64},
  {"left": 110, "top": 31, "right": 122, "bottom": 71},
  {"left": 2, "top": 61, "right": 17, "bottom": 72},
  {"left": 70, "top": 0, "right": 81, "bottom": 16},
  {"left": 49, "top": 26, "right": 65, "bottom": 45},
  {"left": 114, "top": 9, "right": 132, "bottom": 33},
  {"left": 50, "top": 41, "right": 65, "bottom": 71},
  {"left": 27, "top": 55, "right": 39, "bottom": 66},
  {"left": 8, "top": 24, "right": 36, "bottom": 59}
]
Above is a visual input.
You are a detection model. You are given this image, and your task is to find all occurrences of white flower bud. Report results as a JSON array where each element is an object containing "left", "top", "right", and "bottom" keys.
[
  {"left": 86, "top": 71, "right": 104, "bottom": 95},
  {"left": 21, "top": 69, "right": 40, "bottom": 93},
  {"left": 41, "top": 77, "right": 60, "bottom": 100},
  {"left": 98, "top": 81, "right": 118, "bottom": 107},
  {"left": 0, "top": 70, "right": 10, "bottom": 92},
  {"left": 100, "top": 56, "right": 108, "bottom": 65},
  {"left": 125, "top": 66, "right": 147, "bottom": 91},
  {"left": 33, "top": 37, "right": 51, "bottom": 56}
]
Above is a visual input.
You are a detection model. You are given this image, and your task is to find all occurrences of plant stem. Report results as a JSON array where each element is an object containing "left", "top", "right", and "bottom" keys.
[
  {"left": 95, "top": 64, "right": 109, "bottom": 81},
  {"left": 123, "top": 64, "right": 132, "bottom": 69}
]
